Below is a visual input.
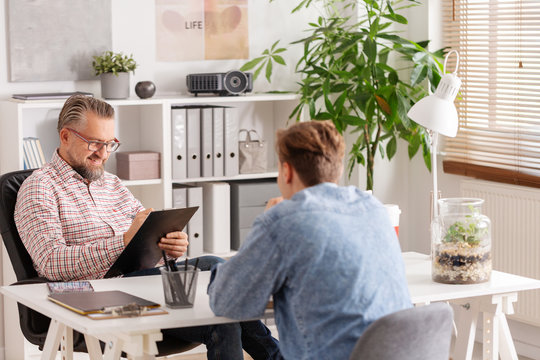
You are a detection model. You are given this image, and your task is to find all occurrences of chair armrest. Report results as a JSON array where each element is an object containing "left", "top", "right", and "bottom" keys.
[{"left": 11, "top": 277, "right": 49, "bottom": 286}]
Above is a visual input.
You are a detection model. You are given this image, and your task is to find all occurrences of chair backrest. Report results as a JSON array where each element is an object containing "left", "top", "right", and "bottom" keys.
[
  {"left": 0, "top": 169, "right": 38, "bottom": 281},
  {"left": 349, "top": 302, "right": 454, "bottom": 360}
]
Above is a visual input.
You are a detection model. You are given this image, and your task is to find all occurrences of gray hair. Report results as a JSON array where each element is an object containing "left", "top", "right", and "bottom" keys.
[{"left": 57, "top": 95, "right": 114, "bottom": 133}]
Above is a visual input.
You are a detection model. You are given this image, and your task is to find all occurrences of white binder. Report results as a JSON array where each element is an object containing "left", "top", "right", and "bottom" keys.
[
  {"left": 172, "top": 187, "right": 187, "bottom": 209},
  {"left": 172, "top": 187, "right": 188, "bottom": 232},
  {"left": 186, "top": 107, "right": 201, "bottom": 178},
  {"left": 186, "top": 185, "right": 204, "bottom": 257},
  {"left": 223, "top": 106, "right": 239, "bottom": 176},
  {"left": 171, "top": 108, "right": 187, "bottom": 180},
  {"left": 200, "top": 107, "right": 213, "bottom": 178},
  {"left": 202, "top": 182, "right": 230, "bottom": 254},
  {"left": 212, "top": 107, "right": 224, "bottom": 177}
]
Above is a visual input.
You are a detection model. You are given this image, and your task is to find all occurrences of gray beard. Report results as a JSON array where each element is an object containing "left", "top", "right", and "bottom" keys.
[{"left": 72, "top": 164, "right": 104, "bottom": 182}]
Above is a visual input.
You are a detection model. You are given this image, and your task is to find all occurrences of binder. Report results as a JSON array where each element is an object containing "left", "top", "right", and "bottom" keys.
[
  {"left": 186, "top": 107, "right": 201, "bottom": 178},
  {"left": 171, "top": 107, "right": 187, "bottom": 180},
  {"left": 34, "top": 138, "right": 46, "bottom": 165},
  {"left": 28, "top": 138, "right": 45, "bottom": 167},
  {"left": 200, "top": 107, "right": 213, "bottom": 177},
  {"left": 23, "top": 138, "right": 38, "bottom": 168},
  {"left": 172, "top": 187, "right": 187, "bottom": 209},
  {"left": 172, "top": 186, "right": 188, "bottom": 232},
  {"left": 212, "top": 107, "right": 224, "bottom": 177},
  {"left": 202, "top": 182, "right": 230, "bottom": 254},
  {"left": 22, "top": 140, "right": 31, "bottom": 169},
  {"left": 223, "top": 107, "right": 239, "bottom": 176},
  {"left": 187, "top": 185, "right": 204, "bottom": 257}
]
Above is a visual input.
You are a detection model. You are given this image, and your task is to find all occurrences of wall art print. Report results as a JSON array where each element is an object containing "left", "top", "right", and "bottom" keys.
[
  {"left": 7, "top": 0, "right": 112, "bottom": 82},
  {"left": 156, "top": 0, "right": 248, "bottom": 62}
]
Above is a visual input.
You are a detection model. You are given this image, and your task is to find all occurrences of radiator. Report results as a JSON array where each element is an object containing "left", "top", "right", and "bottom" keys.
[{"left": 461, "top": 179, "right": 540, "bottom": 326}]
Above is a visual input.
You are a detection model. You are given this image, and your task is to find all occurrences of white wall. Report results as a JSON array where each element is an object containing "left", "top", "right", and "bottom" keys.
[{"left": 0, "top": 0, "right": 320, "bottom": 101}]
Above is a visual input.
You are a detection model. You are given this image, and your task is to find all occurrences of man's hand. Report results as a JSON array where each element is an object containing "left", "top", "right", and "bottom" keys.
[
  {"left": 158, "top": 231, "right": 189, "bottom": 258},
  {"left": 123, "top": 208, "right": 153, "bottom": 246},
  {"left": 265, "top": 196, "right": 284, "bottom": 211}
]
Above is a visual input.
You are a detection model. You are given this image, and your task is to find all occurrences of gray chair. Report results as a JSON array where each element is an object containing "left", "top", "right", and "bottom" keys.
[{"left": 349, "top": 302, "right": 454, "bottom": 360}]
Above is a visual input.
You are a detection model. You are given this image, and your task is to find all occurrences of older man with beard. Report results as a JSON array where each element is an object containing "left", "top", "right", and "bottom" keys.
[{"left": 14, "top": 95, "right": 280, "bottom": 360}]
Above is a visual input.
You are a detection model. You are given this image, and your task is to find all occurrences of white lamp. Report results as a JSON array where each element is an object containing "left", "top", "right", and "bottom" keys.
[{"left": 407, "top": 50, "right": 461, "bottom": 218}]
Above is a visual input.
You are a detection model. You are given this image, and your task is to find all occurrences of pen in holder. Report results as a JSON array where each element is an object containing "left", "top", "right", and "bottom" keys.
[{"left": 160, "top": 265, "right": 200, "bottom": 308}]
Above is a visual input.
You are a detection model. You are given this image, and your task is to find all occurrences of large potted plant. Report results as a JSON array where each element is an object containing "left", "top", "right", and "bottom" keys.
[
  {"left": 242, "top": 0, "right": 444, "bottom": 190},
  {"left": 92, "top": 51, "right": 137, "bottom": 99}
]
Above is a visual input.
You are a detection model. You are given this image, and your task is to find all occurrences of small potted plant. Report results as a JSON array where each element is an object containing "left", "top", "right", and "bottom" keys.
[{"left": 92, "top": 51, "right": 137, "bottom": 99}]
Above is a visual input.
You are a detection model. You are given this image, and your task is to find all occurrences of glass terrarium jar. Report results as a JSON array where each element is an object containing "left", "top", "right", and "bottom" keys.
[{"left": 431, "top": 198, "right": 492, "bottom": 284}]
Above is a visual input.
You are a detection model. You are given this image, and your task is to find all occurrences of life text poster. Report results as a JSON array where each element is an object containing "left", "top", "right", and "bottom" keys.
[{"left": 156, "top": 0, "right": 249, "bottom": 61}]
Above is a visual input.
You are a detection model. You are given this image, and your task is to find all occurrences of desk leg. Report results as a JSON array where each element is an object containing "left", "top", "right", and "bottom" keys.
[
  {"left": 101, "top": 330, "right": 162, "bottom": 360},
  {"left": 103, "top": 338, "right": 123, "bottom": 360},
  {"left": 84, "top": 334, "right": 105, "bottom": 360},
  {"left": 61, "top": 326, "right": 74, "bottom": 360},
  {"left": 452, "top": 298, "right": 480, "bottom": 360},
  {"left": 40, "top": 319, "right": 64, "bottom": 360},
  {"left": 482, "top": 293, "right": 518, "bottom": 360}
]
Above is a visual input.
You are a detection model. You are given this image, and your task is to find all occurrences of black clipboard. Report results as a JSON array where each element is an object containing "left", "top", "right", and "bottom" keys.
[{"left": 104, "top": 207, "right": 198, "bottom": 278}]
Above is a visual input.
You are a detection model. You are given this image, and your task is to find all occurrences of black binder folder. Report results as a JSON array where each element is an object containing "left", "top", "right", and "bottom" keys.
[{"left": 105, "top": 207, "right": 198, "bottom": 278}]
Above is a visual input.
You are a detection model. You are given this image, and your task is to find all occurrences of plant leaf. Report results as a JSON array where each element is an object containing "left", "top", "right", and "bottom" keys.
[
  {"left": 386, "top": 136, "right": 397, "bottom": 160},
  {"left": 240, "top": 57, "right": 264, "bottom": 71}
]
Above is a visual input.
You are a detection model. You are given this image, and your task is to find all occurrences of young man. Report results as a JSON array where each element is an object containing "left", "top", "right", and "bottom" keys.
[
  {"left": 14, "top": 94, "right": 279, "bottom": 360},
  {"left": 208, "top": 121, "right": 412, "bottom": 360}
]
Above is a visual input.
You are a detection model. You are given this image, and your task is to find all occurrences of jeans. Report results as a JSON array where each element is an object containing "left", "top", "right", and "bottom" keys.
[{"left": 124, "top": 256, "right": 280, "bottom": 360}]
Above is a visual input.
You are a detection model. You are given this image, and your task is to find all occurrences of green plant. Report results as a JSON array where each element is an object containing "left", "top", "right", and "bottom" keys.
[
  {"left": 443, "top": 206, "right": 488, "bottom": 246},
  {"left": 92, "top": 51, "right": 137, "bottom": 76},
  {"left": 243, "top": 0, "right": 445, "bottom": 190},
  {"left": 443, "top": 219, "right": 487, "bottom": 246}
]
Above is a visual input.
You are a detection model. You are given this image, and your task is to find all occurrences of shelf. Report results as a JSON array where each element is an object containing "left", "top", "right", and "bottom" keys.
[
  {"left": 8, "top": 92, "right": 300, "bottom": 108},
  {"left": 121, "top": 178, "right": 162, "bottom": 187},
  {"left": 172, "top": 172, "right": 278, "bottom": 184}
]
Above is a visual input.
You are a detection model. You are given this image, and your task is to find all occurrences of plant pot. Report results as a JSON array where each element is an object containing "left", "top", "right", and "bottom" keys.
[
  {"left": 431, "top": 198, "right": 492, "bottom": 284},
  {"left": 100, "top": 72, "right": 130, "bottom": 99}
]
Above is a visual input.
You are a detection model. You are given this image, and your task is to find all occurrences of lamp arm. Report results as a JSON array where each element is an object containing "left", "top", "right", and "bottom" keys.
[{"left": 430, "top": 130, "right": 439, "bottom": 220}]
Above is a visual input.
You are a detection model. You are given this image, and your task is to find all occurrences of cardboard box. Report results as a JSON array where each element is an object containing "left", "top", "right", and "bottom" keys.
[{"left": 116, "top": 151, "right": 160, "bottom": 180}]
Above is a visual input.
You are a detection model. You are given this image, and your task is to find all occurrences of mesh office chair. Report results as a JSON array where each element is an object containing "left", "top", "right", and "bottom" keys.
[
  {"left": 349, "top": 302, "right": 454, "bottom": 360},
  {"left": 0, "top": 169, "right": 199, "bottom": 356}
]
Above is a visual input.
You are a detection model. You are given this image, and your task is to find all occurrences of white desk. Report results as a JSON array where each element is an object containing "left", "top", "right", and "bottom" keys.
[
  {"left": 404, "top": 252, "right": 540, "bottom": 360},
  {"left": 2, "top": 253, "right": 540, "bottom": 360},
  {"left": 0, "top": 272, "right": 240, "bottom": 360}
]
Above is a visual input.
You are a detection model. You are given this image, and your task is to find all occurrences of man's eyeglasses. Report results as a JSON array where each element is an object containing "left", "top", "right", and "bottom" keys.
[{"left": 66, "top": 128, "right": 121, "bottom": 153}]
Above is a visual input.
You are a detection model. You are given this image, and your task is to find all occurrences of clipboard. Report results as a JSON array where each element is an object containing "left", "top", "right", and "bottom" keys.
[
  {"left": 48, "top": 290, "right": 167, "bottom": 319},
  {"left": 105, "top": 207, "right": 199, "bottom": 278}
]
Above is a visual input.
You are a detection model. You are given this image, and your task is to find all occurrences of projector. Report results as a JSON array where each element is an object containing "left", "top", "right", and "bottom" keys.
[{"left": 187, "top": 70, "right": 253, "bottom": 96}]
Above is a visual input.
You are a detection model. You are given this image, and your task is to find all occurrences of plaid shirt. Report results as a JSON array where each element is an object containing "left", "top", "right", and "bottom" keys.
[{"left": 14, "top": 151, "right": 144, "bottom": 281}]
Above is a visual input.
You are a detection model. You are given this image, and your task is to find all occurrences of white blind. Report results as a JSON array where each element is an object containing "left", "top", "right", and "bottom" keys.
[{"left": 442, "top": 0, "right": 540, "bottom": 187}]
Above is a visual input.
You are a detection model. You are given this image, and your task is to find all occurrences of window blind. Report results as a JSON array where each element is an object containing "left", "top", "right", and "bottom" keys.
[{"left": 441, "top": 0, "right": 540, "bottom": 188}]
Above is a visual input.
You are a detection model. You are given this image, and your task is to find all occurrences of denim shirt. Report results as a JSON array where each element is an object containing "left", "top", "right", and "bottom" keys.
[{"left": 208, "top": 183, "right": 412, "bottom": 360}]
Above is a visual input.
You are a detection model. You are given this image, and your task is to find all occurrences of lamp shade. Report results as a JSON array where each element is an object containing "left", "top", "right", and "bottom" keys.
[{"left": 408, "top": 72, "right": 461, "bottom": 137}]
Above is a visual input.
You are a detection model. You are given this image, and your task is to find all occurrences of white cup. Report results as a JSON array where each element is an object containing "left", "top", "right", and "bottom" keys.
[{"left": 384, "top": 204, "right": 401, "bottom": 237}]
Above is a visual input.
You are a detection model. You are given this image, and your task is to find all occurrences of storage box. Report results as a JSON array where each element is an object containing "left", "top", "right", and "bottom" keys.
[
  {"left": 116, "top": 151, "right": 161, "bottom": 180},
  {"left": 230, "top": 180, "right": 280, "bottom": 249}
]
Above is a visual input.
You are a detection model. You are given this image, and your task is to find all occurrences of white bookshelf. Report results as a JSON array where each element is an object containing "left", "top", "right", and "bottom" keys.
[{"left": 0, "top": 93, "right": 299, "bottom": 210}]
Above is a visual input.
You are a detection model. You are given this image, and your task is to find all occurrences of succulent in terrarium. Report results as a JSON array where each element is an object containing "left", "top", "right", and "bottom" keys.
[{"left": 432, "top": 199, "right": 492, "bottom": 284}]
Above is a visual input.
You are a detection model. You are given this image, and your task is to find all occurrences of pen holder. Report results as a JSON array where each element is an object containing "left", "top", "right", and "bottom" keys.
[{"left": 160, "top": 265, "right": 200, "bottom": 308}]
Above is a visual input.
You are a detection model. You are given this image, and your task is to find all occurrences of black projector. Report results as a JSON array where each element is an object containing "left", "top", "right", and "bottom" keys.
[{"left": 187, "top": 70, "right": 253, "bottom": 96}]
